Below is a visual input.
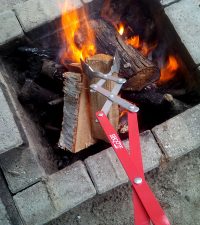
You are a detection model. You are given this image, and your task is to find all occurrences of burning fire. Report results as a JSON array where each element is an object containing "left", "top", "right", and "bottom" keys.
[
  {"left": 60, "top": 3, "right": 96, "bottom": 63},
  {"left": 118, "top": 23, "right": 125, "bottom": 36},
  {"left": 126, "top": 36, "right": 140, "bottom": 49},
  {"left": 116, "top": 22, "right": 179, "bottom": 84},
  {"left": 117, "top": 23, "right": 157, "bottom": 57},
  {"left": 159, "top": 55, "right": 179, "bottom": 84}
]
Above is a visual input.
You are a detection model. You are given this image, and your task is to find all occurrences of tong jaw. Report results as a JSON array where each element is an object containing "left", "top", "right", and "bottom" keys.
[
  {"left": 81, "top": 51, "right": 125, "bottom": 84},
  {"left": 82, "top": 51, "right": 139, "bottom": 115}
]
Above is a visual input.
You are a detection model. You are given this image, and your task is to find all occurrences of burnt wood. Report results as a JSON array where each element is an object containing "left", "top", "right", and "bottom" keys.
[
  {"left": 42, "top": 59, "right": 65, "bottom": 82},
  {"left": 18, "top": 79, "right": 59, "bottom": 105},
  {"left": 90, "top": 19, "right": 160, "bottom": 91}
]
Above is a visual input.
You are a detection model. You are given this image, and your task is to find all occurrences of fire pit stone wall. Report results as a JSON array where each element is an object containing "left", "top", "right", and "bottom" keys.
[{"left": 0, "top": 10, "right": 24, "bottom": 49}]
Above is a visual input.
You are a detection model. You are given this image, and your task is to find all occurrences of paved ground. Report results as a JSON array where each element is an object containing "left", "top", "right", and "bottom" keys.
[{"left": 47, "top": 149, "right": 200, "bottom": 225}]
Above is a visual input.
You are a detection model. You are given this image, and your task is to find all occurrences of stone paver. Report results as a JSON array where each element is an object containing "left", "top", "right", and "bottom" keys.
[
  {"left": 0, "top": 86, "right": 23, "bottom": 155},
  {"left": 46, "top": 161, "right": 96, "bottom": 214},
  {"left": 0, "top": 148, "right": 45, "bottom": 194},
  {"left": 0, "top": 10, "right": 24, "bottom": 47},
  {"left": 85, "top": 130, "right": 163, "bottom": 194},
  {"left": 14, "top": 181, "right": 56, "bottom": 225},
  {"left": 14, "top": 161, "right": 96, "bottom": 225},
  {"left": 85, "top": 148, "right": 128, "bottom": 194},
  {"left": 0, "top": 0, "right": 27, "bottom": 13},
  {"left": 160, "top": 0, "right": 180, "bottom": 6},
  {"left": 0, "top": 199, "right": 11, "bottom": 225},
  {"left": 152, "top": 104, "right": 200, "bottom": 159},
  {"left": 14, "top": 0, "right": 83, "bottom": 33},
  {"left": 0, "top": 170, "right": 23, "bottom": 225},
  {"left": 164, "top": 0, "right": 200, "bottom": 64}
]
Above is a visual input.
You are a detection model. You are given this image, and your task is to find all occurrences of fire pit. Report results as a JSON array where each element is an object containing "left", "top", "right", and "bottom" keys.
[{"left": 0, "top": 0, "right": 200, "bottom": 224}]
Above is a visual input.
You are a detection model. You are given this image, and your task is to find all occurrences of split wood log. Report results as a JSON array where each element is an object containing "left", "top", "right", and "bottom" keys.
[
  {"left": 90, "top": 19, "right": 160, "bottom": 91},
  {"left": 85, "top": 54, "right": 120, "bottom": 141},
  {"left": 58, "top": 72, "right": 96, "bottom": 153},
  {"left": 18, "top": 79, "right": 59, "bottom": 105}
]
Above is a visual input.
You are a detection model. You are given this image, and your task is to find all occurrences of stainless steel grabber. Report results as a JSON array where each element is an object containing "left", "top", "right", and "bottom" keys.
[{"left": 81, "top": 51, "right": 139, "bottom": 115}]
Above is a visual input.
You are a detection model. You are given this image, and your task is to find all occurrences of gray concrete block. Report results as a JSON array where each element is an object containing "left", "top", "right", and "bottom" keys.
[
  {"left": 0, "top": 0, "right": 27, "bottom": 13},
  {"left": 160, "top": 0, "right": 177, "bottom": 6},
  {"left": 14, "top": 182, "right": 56, "bottom": 225},
  {"left": 85, "top": 130, "right": 162, "bottom": 194},
  {"left": 85, "top": 148, "right": 129, "bottom": 194},
  {"left": 14, "top": 0, "right": 83, "bottom": 33},
  {"left": 0, "top": 170, "right": 24, "bottom": 225},
  {"left": 0, "top": 87, "right": 23, "bottom": 155},
  {"left": 46, "top": 161, "right": 96, "bottom": 214},
  {"left": 152, "top": 104, "right": 200, "bottom": 159},
  {"left": 164, "top": 0, "right": 200, "bottom": 64},
  {"left": 0, "top": 10, "right": 24, "bottom": 48},
  {"left": 0, "top": 148, "right": 45, "bottom": 194},
  {"left": 138, "top": 130, "right": 163, "bottom": 172},
  {"left": 0, "top": 199, "right": 11, "bottom": 225}
]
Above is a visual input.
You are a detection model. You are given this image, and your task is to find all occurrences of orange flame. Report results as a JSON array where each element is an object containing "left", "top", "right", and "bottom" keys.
[
  {"left": 60, "top": 3, "right": 96, "bottom": 63},
  {"left": 141, "top": 42, "right": 157, "bottom": 57},
  {"left": 118, "top": 23, "right": 125, "bottom": 36},
  {"left": 126, "top": 35, "right": 141, "bottom": 49},
  {"left": 126, "top": 35, "right": 157, "bottom": 57},
  {"left": 159, "top": 55, "right": 179, "bottom": 84}
]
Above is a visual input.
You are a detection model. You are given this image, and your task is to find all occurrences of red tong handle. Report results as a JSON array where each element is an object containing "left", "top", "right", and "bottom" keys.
[
  {"left": 96, "top": 111, "right": 170, "bottom": 225},
  {"left": 128, "top": 112, "right": 150, "bottom": 225}
]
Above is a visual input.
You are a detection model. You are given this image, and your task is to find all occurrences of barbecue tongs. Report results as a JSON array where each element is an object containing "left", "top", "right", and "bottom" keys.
[{"left": 81, "top": 51, "right": 171, "bottom": 225}]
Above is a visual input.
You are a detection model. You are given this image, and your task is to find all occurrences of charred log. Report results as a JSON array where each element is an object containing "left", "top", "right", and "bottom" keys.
[
  {"left": 90, "top": 19, "right": 160, "bottom": 91},
  {"left": 18, "top": 79, "right": 59, "bottom": 106},
  {"left": 41, "top": 59, "right": 66, "bottom": 82}
]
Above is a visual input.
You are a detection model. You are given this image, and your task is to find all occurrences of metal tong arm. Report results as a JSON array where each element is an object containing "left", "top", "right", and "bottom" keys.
[{"left": 81, "top": 50, "right": 139, "bottom": 114}]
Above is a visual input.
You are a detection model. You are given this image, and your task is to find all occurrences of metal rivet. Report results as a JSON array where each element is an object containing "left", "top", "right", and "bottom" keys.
[
  {"left": 90, "top": 89, "right": 95, "bottom": 93},
  {"left": 109, "top": 94, "right": 114, "bottom": 99},
  {"left": 92, "top": 85, "right": 98, "bottom": 90},
  {"left": 98, "top": 113, "right": 104, "bottom": 117},
  {"left": 104, "top": 74, "right": 108, "bottom": 78},
  {"left": 129, "top": 105, "right": 139, "bottom": 112},
  {"left": 118, "top": 78, "right": 126, "bottom": 84},
  {"left": 134, "top": 177, "right": 143, "bottom": 184}
]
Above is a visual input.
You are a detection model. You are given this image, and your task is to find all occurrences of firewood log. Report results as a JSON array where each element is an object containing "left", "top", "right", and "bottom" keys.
[
  {"left": 90, "top": 19, "right": 160, "bottom": 91},
  {"left": 18, "top": 79, "right": 59, "bottom": 106},
  {"left": 58, "top": 72, "right": 96, "bottom": 153}
]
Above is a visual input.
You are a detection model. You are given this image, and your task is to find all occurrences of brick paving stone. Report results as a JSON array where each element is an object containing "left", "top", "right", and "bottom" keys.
[
  {"left": 14, "top": 181, "right": 56, "bottom": 225},
  {"left": 85, "top": 130, "right": 163, "bottom": 194},
  {"left": 14, "top": 0, "right": 83, "bottom": 33},
  {"left": 152, "top": 104, "right": 200, "bottom": 159},
  {"left": 0, "top": 0, "right": 27, "bottom": 13},
  {"left": 0, "top": 170, "right": 24, "bottom": 225},
  {"left": 0, "top": 10, "right": 24, "bottom": 48},
  {"left": 160, "top": 0, "right": 179, "bottom": 6},
  {"left": 0, "top": 199, "right": 11, "bottom": 225},
  {"left": 164, "top": 0, "right": 200, "bottom": 64},
  {"left": 0, "top": 148, "right": 45, "bottom": 194},
  {"left": 0, "top": 86, "right": 23, "bottom": 155},
  {"left": 46, "top": 161, "right": 96, "bottom": 214}
]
